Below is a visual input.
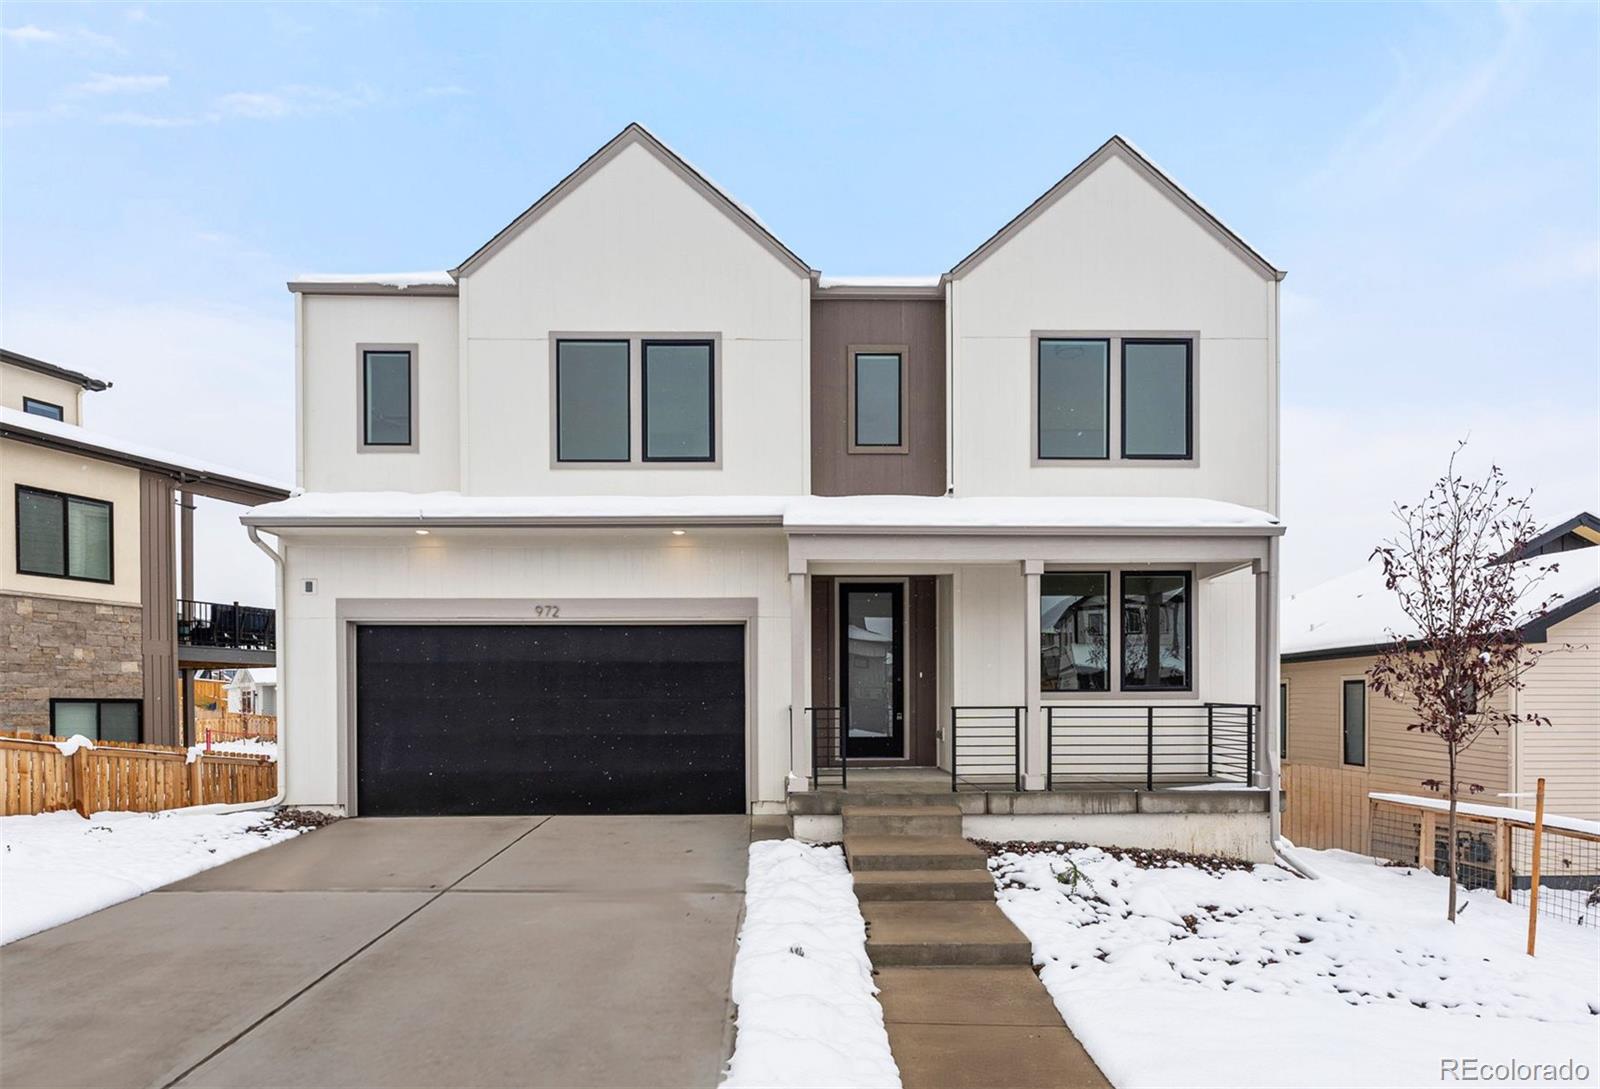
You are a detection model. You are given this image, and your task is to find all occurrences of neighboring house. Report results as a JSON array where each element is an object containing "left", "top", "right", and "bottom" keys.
[
  {"left": 246, "top": 124, "right": 1286, "bottom": 854},
  {"left": 0, "top": 349, "right": 290, "bottom": 744},
  {"left": 225, "top": 668, "right": 278, "bottom": 716},
  {"left": 1281, "top": 512, "right": 1600, "bottom": 849}
]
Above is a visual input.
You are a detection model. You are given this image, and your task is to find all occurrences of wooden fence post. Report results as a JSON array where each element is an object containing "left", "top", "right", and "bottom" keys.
[
  {"left": 1495, "top": 819, "right": 1511, "bottom": 901},
  {"left": 188, "top": 754, "right": 204, "bottom": 808},
  {"left": 1418, "top": 809, "right": 1436, "bottom": 873},
  {"left": 72, "top": 747, "right": 92, "bottom": 818}
]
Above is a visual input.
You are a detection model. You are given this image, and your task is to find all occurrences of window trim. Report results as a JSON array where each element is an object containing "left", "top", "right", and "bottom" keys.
[
  {"left": 356, "top": 343, "right": 419, "bottom": 453},
  {"left": 49, "top": 697, "right": 142, "bottom": 741},
  {"left": 846, "top": 344, "right": 909, "bottom": 454},
  {"left": 1038, "top": 565, "right": 1198, "bottom": 701},
  {"left": 554, "top": 338, "right": 632, "bottom": 463},
  {"left": 15, "top": 484, "right": 115, "bottom": 585},
  {"left": 1119, "top": 569, "right": 1194, "bottom": 693},
  {"left": 22, "top": 397, "right": 65, "bottom": 421},
  {"left": 1034, "top": 337, "right": 1110, "bottom": 461},
  {"left": 1341, "top": 677, "right": 1367, "bottom": 768},
  {"left": 1030, "top": 331, "right": 1199, "bottom": 468},
  {"left": 1120, "top": 338, "right": 1194, "bottom": 460},
  {"left": 641, "top": 339, "right": 717, "bottom": 463}
]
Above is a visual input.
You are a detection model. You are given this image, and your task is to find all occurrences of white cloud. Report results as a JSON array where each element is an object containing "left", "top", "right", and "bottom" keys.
[
  {"left": 98, "top": 110, "right": 195, "bottom": 128},
  {"left": 212, "top": 84, "right": 378, "bottom": 121},
  {"left": 1, "top": 24, "right": 119, "bottom": 50},
  {"left": 71, "top": 72, "right": 168, "bottom": 95}
]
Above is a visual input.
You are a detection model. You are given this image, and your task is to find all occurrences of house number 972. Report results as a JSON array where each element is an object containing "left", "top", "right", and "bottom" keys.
[{"left": 532, "top": 604, "right": 561, "bottom": 618}]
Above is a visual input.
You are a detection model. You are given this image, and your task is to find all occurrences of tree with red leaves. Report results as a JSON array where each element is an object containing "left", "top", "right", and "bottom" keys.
[{"left": 1368, "top": 445, "right": 1564, "bottom": 922}]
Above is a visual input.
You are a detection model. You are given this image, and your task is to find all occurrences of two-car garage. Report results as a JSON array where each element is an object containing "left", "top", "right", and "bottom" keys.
[{"left": 353, "top": 624, "right": 747, "bottom": 816}]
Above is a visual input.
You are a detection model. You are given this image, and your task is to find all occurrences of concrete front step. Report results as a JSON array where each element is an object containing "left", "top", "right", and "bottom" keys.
[
  {"left": 852, "top": 867, "right": 998, "bottom": 902},
  {"left": 843, "top": 835, "right": 989, "bottom": 872},
  {"left": 841, "top": 805, "right": 963, "bottom": 838},
  {"left": 862, "top": 902, "right": 1032, "bottom": 967}
]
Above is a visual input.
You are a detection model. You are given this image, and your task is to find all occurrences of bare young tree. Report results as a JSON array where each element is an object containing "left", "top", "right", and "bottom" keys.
[{"left": 1368, "top": 445, "right": 1563, "bottom": 922}]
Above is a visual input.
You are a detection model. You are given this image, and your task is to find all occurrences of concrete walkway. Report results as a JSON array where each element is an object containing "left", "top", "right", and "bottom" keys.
[
  {"left": 844, "top": 802, "right": 1111, "bottom": 1089},
  {"left": 0, "top": 815, "right": 752, "bottom": 1089}
]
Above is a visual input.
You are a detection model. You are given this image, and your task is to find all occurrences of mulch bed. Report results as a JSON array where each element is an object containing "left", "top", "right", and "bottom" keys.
[
  {"left": 972, "top": 838, "right": 1254, "bottom": 875},
  {"left": 248, "top": 808, "right": 342, "bottom": 834}
]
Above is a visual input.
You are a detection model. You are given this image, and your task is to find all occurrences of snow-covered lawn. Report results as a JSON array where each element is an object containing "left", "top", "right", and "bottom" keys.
[
  {"left": 1, "top": 808, "right": 309, "bottom": 945},
  {"left": 992, "top": 844, "right": 1600, "bottom": 1089},
  {"left": 721, "top": 840, "right": 900, "bottom": 1089}
]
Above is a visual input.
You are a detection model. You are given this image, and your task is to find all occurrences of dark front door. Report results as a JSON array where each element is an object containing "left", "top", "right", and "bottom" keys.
[
  {"left": 354, "top": 623, "right": 746, "bottom": 816},
  {"left": 839, "top": 583, "right": 904, "bottom": 759}
]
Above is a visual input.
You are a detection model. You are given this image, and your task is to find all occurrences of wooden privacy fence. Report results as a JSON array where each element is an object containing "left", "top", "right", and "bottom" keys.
[
  {"left": 0, "top": 732, "right": 276, "bottom": 817},
  {"left": 192, "top": 712, "right": 278, "bottom": 743}
]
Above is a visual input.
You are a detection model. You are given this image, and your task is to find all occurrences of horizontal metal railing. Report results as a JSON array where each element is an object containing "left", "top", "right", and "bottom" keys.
[
  {"left": 1046, "top": 703, "right": 1256, "bottom": 790},
  {"left": 807, "top": 706, "right": 847, "bottom": 789},
  {"left": 177, "top": 599, "right": 276, "bottom": 651},
  {"left": 951, "top": 705, "right": 1024, "bottom": 792}
]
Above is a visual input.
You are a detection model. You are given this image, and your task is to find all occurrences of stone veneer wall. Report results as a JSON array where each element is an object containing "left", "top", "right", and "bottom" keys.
[{"left": 0, "top": 592, "right": 143, "bottom": 734}]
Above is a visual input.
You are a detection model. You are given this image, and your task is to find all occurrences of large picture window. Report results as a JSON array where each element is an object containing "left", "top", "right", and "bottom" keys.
[
  {"left": 361, "top": 347, "right": 415, "bottom": 448},
  {"left": 1120, "top": 572, "right": 1190, "bottom": 690},
  {"left": 1121, "top": 339, "right": 1192, "bottom": 459},
  {"left": 555, "top": 340, "right": 630, "bottom": 462},
  {"left": 1037, "top": 339, "right": 1109, "bottom": 459},
  {"left": 642, "top": 340, "right": 714, "bottom": 462},
  {"left": 51, "top": 699, "right": 140, "bottom": 742},
  {"left": 1040, "top": 572, "right": 1110, "bottom": 691},
  {"left": 16, "top": 485, "right": 112, "bottom": 583},
  {"left": 1342, "top": 679, "right": 1367, "bottom": 767}
]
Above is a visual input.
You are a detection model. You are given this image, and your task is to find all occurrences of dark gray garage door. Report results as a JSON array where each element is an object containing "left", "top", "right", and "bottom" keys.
[{"left": 355, "top": 624, "right": 746, "bottom": 816}]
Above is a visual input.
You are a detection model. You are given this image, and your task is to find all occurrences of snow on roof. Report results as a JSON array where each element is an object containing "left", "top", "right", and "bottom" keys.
[
  {"left": 290, "top": 271, "right": 456, "bottom": 289},
  {"left": 1, "top": 408, "right": 290, "bottom": 496},
  {"left": 244, "top": 491, "right": 1281, "bottom": 533},
  {"left": 1282, "top": 549, "right": 1600, "bottom": 657},
  {"left": 815, "top": 274, "right": 942, "bottom": 289}
]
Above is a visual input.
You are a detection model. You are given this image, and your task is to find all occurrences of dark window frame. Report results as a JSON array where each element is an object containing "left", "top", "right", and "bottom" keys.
[
  {"left": 359, "top": 345, "right": 416, "bottom": 450},
  {"left": 554, "top": 338, "right": 632, "bottom": 463},
  {"left": 848, "top": 345, "right": 908, "bottom": 453},
  {"left": 1118, "top": 569, "right": 1193, "bottom": 692},
  {"left": 22, "top": 397, "right": 65, "bottom": 421},
  {"left": 1039, "top": 569, "right": 1112, "bottom": 693},
  {"left": 1341, "top": 679, "right": 1367, "bottom": 767},
  {"left": 1279, "top": 680, "right": 1288, "bottom": 759},
  {"left": 15, "top": 484, "right": 114, "bottom": 584},
  {"left": 641, "top": 339, "right": 716, "bottom": 463},
  {"left": 1120, "top": 338, "right": 1194, "bottom": 460},
  {"left": 49, "top": 698, "right": 142, "bottom": 741},
  {"left": 1036, "top": 337, "right": 1111, "bottom": 461}
]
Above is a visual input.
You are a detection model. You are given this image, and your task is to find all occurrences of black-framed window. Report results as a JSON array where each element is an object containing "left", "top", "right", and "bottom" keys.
[
  {"left": 1279, "top": 681, "right": 1288, "bottom": 759},
  {"left": 1037, "top": 338, "right": 1109, "bottom": 459},
  {"left": 22, "top": 397, "right": 65, "bottom": 421},
  {"left": 555, "top": 340, "right": 630, "bottom": 462},
  {"left": 51, "top": 698, "right": 140, "bottom": 742},
  {"left": 1342, "top": 679, "right": 1366, "bottom": 767},
  {"left": 1122, "top": 339, "right": 1192, "bottom": 459},
  {"left": 1120, "top": 571, "right": 1190, "bottom": 690},
  {"left": 362, "top": 349, "right": 413, "bottom": 446},
  {"left": 16, "top": 485, "right": 113, "bottom": 583},
  {"left": 853, "top": 351, "right": 903, "bottom": 448},
  {"left": 642, "top": 340, "right": 714, "bottom": 462},
  {"left": 1040, "top": 571, "right": 1110, "bottom": 691}
]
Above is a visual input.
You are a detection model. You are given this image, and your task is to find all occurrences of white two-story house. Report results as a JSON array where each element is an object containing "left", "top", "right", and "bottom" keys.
[{"left": 247, "top": 125, "right": 1284, "bottom": 858}]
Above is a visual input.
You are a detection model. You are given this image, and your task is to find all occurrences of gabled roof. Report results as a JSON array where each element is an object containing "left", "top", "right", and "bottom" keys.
[
  {"left": 1493, "top": 511, "right": 1600, "bottom": 564},
  {"left": 2, "top": 348, "right": 112, "bottom": 391},
  {"left": 947, "top": 135, "right": 1285, "bottom": 282},
  {"left": 452, "top": 123, "right": 812, "bottom": 278}
]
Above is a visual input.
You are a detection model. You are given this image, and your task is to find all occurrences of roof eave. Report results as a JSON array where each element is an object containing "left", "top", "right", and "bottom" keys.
[
  {"left": 1, "top": 348, "right": 113, "bottom": 391},
  {"left": 287, "top": 281, "right": 459, "bottom": 297},
  {"left": 1, "top": 424, "right": 289, "bottom": 505}
]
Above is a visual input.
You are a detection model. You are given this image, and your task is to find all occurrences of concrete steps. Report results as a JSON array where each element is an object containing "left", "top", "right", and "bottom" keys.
[
  {"left": 842, "top": 835, "right": 989, "bottom": 872},
  {"left": 861, "top": 902, "right": 1032, "bottom": 966},
  {"left": 851, "top": 868, "right": 998, "bottom": 902},
  {"left": 840, "top": 804, "right": 963, "bottom": 838}
]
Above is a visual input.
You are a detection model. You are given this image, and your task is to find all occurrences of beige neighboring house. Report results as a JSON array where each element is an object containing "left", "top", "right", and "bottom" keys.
[
  {"left": 1280, "top": 512, "right": 1600, "bottom": 850},
  {"left": 0, "top": 349, "right": 289, "bottom": 745}
]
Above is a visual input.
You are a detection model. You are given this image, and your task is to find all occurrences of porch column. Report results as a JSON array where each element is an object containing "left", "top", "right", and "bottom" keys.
[
  {"left": 788, "top": 563, "right": 811, "bottom": 791},
  {"left": 1022, "top": 559, "right": 1045, "bottom": 790}
]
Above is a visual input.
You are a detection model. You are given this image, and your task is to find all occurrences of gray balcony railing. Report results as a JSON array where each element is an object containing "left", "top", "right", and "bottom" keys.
[
  {"left": 177, "top": 599, "right": 276, "bottom": 652},
  {"left": 1047, "top": 703, "right": 1257, "bottom": 790}
]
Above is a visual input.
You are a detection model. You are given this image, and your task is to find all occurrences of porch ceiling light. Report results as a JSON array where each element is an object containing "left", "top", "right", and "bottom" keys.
[
  {"left": 671, "top": 529, "right": 687, "bottom": 536},
  {"left": 415, "top": 528, "right": 430, "bottom": 535}
]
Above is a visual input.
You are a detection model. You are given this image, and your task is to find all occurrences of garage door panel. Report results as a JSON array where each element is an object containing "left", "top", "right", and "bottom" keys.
[{"left": 355, "top": 624, "right": 745, "bottom": 816}]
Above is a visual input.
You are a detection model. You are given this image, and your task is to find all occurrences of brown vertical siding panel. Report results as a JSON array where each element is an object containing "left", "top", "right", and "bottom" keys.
[
  {"left": 810, "top": 577, "right": 836, "bottom": 709},
  {"left": 909, "top": 576, "right": 939, "bottom": 765},
  {"left": 810, "top": 298, "right": 946, "bottom": 495},
  {"left": 139, "top": 472, "right": 178, "bottom": 745}
]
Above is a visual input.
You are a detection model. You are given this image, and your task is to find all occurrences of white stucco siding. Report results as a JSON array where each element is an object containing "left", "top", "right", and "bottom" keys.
[
  {"left": 952, "top": 564, "right": 1027, "bottom": 706},
  {"left": 298, "top": 294, "right": 461, "bottom": 493},
  {"left": 276, "top": 528, "right": 793, "bottom": 811},
  {"left": 457, "top": 140, "right": 810, "bottom": 496},
  {"left": 950, "top": 151, "right": 1276, "bottom": 507}
]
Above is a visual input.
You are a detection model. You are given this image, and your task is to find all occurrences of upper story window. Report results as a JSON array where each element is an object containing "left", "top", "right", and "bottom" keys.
[
  {"left": 643, "top": 340, "right": 714, "bottom": 462},
  {"left": 22, "top": 397, "right": 65, "bottom": 421},
  {"left": 850, "top": 347, "right": 906, "bottom": 452},
  {"left": 553, "top": 337, "right": 719, "bottom": 467},
  {"left": 556, "top": 340, "right": 630, "bottom": 462},
  {"left": 360, "top": 345, "right": 416, "bottom": 450},
  {"left": 16, "top": 484, "right": 113, "bottom": 583},
  {"left": 1035, "top": 334, "right": 1195, "bottom": 464}
]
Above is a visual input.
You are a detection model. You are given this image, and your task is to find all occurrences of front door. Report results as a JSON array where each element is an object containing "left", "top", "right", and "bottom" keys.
[{"left": 839, "top": 583, "right": 904, "bottom": 758}]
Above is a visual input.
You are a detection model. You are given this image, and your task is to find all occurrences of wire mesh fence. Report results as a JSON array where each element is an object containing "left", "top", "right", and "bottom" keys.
[{"left": 1509, "top": 823, "right": 1600, "bottom": 927}]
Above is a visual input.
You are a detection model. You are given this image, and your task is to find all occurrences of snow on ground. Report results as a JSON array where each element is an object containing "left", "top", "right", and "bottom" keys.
[
  {"left": 1, "top": 809, "right": 307, "bottom": 944},
  {"left": 992, "top": 845, "right": 1600, "bottom": 1088},
  {"left": 721, "top": 840, "right": 900, "bottom": 1089}
]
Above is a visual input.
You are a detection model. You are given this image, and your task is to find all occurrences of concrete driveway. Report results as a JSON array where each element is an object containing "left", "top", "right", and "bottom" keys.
[{"left": 1, "top": 815, "right": 758, "bottom": 1089}]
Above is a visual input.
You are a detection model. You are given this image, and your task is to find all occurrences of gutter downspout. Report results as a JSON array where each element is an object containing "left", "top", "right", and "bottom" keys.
[{"left": 182, "top": 524, "right": 287, "bottom": 814}]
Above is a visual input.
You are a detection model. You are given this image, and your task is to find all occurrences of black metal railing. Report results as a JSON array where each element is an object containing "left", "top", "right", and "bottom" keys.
[
  {"left": 807, "top": 706, "right": 847, "bottom": 789},
  {"left": 1046, "top": 703, "right": 1256, "bottom": 790},
  {"left": 177, "top": 599, "right": 277, "bottom": 651},
  {"left": 951, "top": 705, "right": 1024, "bottom": 792}
]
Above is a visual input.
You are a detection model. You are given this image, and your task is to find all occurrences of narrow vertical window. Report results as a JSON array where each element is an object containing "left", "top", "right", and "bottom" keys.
[
  {"left": 1120, "top": 572, "right": 1190, "bottom": 690},
  {"left": 556, "top": 340, "right": 630, "bottom": 462},
  {"left": 1037, "top": 339, "right": 1109, "bottom": 459},
  {"left": 852, "top": 351, "right": 904, "bottom": 449},
  {"left": 1279, "top": 681, "right": 1288, "bottom": 759},
  {"left": 22, "top": 397, "right": 65, "bottom": 421},
  {"left": 1121, "top": 339, "right": 1192, "bottom": 458},
  {"left": 1040, "top": 572, "right": 1110, "bottom": 691},
  {"left": 642, "top": 341, "right": 714, "bottom": 461},
  {"left": 1342, "top": 680, "right": 1366, "bottom": 767},
  {"left": 362, "top": 349, "right": 413, "bottom": 447}
]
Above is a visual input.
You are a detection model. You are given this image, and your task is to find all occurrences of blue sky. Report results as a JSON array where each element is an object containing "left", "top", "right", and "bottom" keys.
[{"left": 3, "top": 2, "right": 1596, "bottom": 601}]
